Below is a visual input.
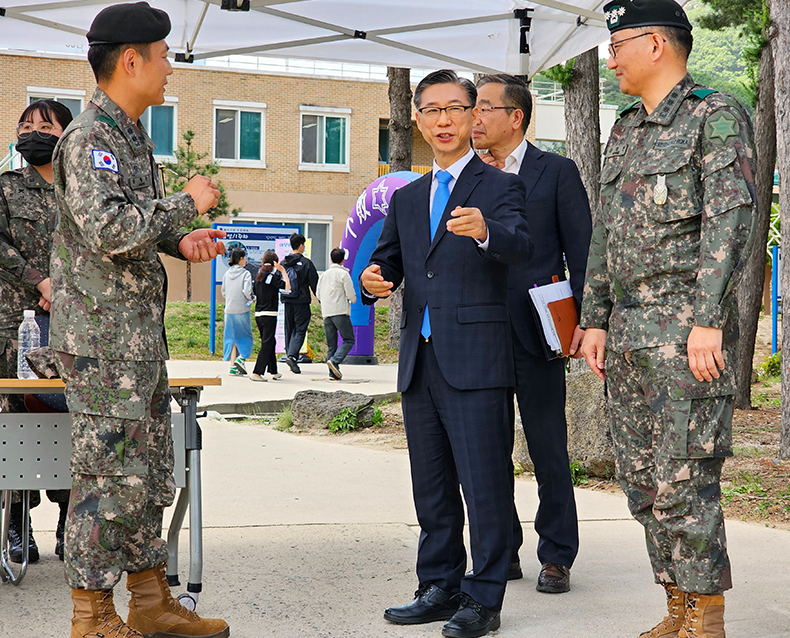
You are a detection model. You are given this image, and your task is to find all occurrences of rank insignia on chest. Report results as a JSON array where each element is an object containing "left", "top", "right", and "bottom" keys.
[
  {"left": 91, "top": 149, "right": 119, "bottom": 173},
  {"left": 654, "top": 174, "right": 668, "bottom": 206}
]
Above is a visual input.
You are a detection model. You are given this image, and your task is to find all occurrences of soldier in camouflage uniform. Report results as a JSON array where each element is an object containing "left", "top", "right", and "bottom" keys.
[
  {"left": 0, "top": 99, "right": 74, "bottom": 563},
  {"left": 580, "top": 1, "right": 756, "bottom": 637},
  {"left": 50, "top": 3, "right": 229, "bottom": 637}
]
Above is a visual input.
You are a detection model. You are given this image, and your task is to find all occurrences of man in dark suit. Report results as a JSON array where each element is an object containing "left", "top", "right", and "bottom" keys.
[
  {"left": 360, "top": 69, "right": 531, "bottom": 638},
  {"left": 471, "top": 74, "right": 592, "bottom": 594}
]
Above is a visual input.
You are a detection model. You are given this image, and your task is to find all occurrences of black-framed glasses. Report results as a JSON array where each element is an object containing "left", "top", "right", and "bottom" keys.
[
  {"left": 608, "top": 32, "right": 662, "bottom": 58},
  {"left": 475, "top": 105, "right": 515, "bottom": 117},
  {"left": 417, "top": 105, "right": 473, "bottom": 120}
]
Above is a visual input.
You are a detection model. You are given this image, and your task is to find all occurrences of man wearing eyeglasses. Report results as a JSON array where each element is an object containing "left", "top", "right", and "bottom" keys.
[
  {"left": 361, "top": 69, "right": 531, "bottom": 638},
  {"left": 471, "top": 74, "right": 591, "bottom": 596},
  {"left": 580, "top": 1, "right": 756, "bottom": 636}
]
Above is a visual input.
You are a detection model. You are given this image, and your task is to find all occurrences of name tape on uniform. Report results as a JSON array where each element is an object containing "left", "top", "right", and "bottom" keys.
[{"left": 91, "top": 149, "right": 119, "bottom": 173}]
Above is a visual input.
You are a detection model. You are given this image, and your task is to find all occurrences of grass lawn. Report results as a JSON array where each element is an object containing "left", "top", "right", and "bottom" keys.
[{"left": 165, "top": 301, "right": 398, "bottom": 363}]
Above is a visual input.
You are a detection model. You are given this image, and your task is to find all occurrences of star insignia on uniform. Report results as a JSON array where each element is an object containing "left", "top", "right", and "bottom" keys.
[{"left": 708, "top": 113, "right": 739, "bottom": 143}]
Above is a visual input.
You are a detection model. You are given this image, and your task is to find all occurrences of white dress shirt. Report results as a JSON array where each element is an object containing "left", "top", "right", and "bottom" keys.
[{"left": 502, "top": 138, "right": 528, "bottom": 175}]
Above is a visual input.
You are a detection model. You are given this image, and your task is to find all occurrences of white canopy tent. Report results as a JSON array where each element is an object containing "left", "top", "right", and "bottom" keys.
[{"left": 0, "top": 0, "right": 616, "bottom": 79}]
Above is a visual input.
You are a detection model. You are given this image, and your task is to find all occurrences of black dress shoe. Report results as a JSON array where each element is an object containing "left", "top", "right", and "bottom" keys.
[
  {"left": 536, "top": 562, "right": 570, "bottom": 593},
  {"left": 442, "top": 595, "right": 500, "bottom": 638},
  {"left": 384, "top": 584, "right": 460, "bottom": 625}
]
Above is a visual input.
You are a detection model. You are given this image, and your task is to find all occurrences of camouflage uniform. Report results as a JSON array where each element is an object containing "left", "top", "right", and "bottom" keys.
[
  {"left": 0, "top": 165, "right": 69, "bottom": 506},
  {"left": 580, "top": 74, "right": 756, "bottom": 594},
  {"left": 51, "top": 87, "right": 198, "bottom": 589},
  {"left": 0, "top": 165, "right": 55, "bottom": 415}
]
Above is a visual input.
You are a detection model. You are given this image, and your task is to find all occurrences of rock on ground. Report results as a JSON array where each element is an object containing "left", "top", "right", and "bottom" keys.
[
  {"left": 291, "top": 389, "right": 376, "bottom": 431},
  {"left": 513, "top": 370, "right": 615, "bottom": 478}
]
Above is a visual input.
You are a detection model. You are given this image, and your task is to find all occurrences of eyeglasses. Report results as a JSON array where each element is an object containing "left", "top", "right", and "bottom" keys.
[
  {"left": 417, "top": 105, "right": 473, "bottom": 120},
  {"left": 17, "top": 121, "right": 62, "bottom": 136},
  {"left": 475, "top": 105, "right": 515, "bottom": 117},
  {"left": 607, "top": 32, "right": 662, "bottom": 58}
]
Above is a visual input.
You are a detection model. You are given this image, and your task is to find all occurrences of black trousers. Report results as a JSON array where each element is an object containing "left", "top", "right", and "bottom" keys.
[
  {"left": 253, "top": 315, "right": 278, "bottom": 375},
  {"left": 401, "top": 339, "right": 513, "bottom": 611},
  {"left": 284, "top": 303, "right": 311, "bottom": 359},
  {"left": 510, "top": 331, "right": 579, "bottom": 568}
]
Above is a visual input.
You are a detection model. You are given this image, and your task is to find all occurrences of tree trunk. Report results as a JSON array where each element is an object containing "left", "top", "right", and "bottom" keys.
[
  {"left": 736, "top": 43, "right": 776, "bottom": 409},
  {"left": 387, "top": 67, "right": 413, "bottom": 349},
  {"left": 564, "top": 47, "right": 600, "bottom": 373},
  {"left": 771, "top": 2, "right": 790, "bottom": 458}
]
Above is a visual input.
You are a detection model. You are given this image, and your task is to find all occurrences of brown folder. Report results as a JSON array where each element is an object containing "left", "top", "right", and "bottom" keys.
[{"left": 547, "top": 296, "right": 579, "bottom": 358}]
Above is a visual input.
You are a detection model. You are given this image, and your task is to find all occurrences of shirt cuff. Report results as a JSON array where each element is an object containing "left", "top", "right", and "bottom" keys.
[{"left": 476, "top": 229, "right": 490, "bottom": 251}]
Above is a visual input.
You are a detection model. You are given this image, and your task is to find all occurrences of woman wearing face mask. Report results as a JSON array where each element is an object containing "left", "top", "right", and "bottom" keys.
[{"left": 0, "top": 99, "right": 73, "bottom": 565}]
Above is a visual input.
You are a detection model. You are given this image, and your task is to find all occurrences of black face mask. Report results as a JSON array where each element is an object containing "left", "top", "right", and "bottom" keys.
[{"left": 16, "top": 132, "right": 59, "bottom": 167}]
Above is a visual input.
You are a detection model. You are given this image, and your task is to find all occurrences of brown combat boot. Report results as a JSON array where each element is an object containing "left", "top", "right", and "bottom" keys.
[
  {"left": 638, "top": 583, "right": 686, "bottom": 638},
  {"left": 677, "top": 593, "right": 726, "bottom": 638},
  {"left": 126, "top": 563, "right": 229, "bottom": 638},
  {"left": 71, "top": 588, "right": 142, "bottom": 638}
]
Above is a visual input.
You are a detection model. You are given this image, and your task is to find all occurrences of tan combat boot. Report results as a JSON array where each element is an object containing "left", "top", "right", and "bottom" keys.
[
  {"left": 71, "top": 588, "right": 142, "bottom": 638},
  {"left": 677, "top": 593, "right": 726, "bottom": 638},
  {"left": 126, "top": 563, "right": 229, "bottom": 638},
  {"left": 638, "top": 583, "right": 686, "bottom": 638}
]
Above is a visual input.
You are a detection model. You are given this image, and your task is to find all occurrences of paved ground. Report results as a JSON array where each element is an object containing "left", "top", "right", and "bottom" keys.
[{"left": 2, "top": 360, "right": 789, "bottom": 637}]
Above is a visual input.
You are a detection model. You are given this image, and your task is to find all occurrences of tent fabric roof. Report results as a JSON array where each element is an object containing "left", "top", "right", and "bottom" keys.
[{"left": 0, "top": 0, "right": 615, "bottom": 78}]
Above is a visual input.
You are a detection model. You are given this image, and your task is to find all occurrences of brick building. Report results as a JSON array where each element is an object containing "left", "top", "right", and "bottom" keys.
[{"left": 0, "top": 50, "right": 613, "bottom": 302}]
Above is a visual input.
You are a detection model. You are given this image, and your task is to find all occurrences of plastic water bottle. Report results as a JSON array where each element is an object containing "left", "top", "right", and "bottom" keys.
[{"left": 17, "top": 309, "right": 40, "bottom": 380}]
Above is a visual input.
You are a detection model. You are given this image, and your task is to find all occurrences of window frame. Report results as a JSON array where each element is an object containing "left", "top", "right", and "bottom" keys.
[
  {"left": 26, "top": 86, "right": 85, "bottom": 119},
  {"left": 212, "top": 99, "right": 267, "bottom": 168},
  {"left": 298, "top": 105, "right": 351, "bottom": 173},
  {"left": 140, "top": 96, "right": 179, "bottom": 161}
]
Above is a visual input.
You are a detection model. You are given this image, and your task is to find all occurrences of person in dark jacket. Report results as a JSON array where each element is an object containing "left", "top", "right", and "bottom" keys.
[
  {"left": 250, "top": 250, "right": 290, "bottom": 381},
  {"left": 280, "top": 232, "right": 318, "bottom": 374}
]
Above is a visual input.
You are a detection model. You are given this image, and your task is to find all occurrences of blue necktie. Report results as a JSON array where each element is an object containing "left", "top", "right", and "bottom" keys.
[{"left": 421, "top": 170, "right": 452, "bottom": 339}]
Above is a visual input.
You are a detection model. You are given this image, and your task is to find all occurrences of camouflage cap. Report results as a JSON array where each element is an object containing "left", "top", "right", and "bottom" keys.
[
  {"left": 603, "top": 0, "right": 692, "bottom": 34},
  {"left": 87, "top": 1, "right": 171, "bottom": 45}
]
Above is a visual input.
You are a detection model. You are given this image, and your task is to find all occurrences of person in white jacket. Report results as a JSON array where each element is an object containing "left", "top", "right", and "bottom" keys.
[
  {"left": 221, "top": 247, "right": 254, "bottom": 375},
  {"left": 316, "top": 247, "right": 356, "bottom": 379}
]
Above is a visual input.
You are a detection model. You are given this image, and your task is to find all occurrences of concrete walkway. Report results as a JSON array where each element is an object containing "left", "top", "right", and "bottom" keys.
[{"left": 2, "top": 360, "right": 788, "bottom": 637}]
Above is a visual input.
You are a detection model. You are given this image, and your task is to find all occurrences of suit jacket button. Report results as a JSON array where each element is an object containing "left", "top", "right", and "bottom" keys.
[
  {"left": 426, "top": 271, "right": 435, "bottom": 278},
  {"left": 418, "top": 305, "right": 423, "bottom": 312}
]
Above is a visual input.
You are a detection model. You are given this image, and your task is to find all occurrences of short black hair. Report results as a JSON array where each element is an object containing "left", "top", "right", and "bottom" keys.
[
  {"left": 638, "top": 25, "right": 693, "bottom": 61},
  {"left": 87, "top": 42, "right": 151, "bottom": 83},
  {"left": 414, "top": 69, "right": 476, "bottom": 110},
  {"left": 330, "top": 248, "right": 346, "bottom": 264},
  {"left": 290, "top": 233, "right": 306, "bottom": 250},
  {"left": 19, "top": 99, "right": 74, "bottom": 130},
  {"left": 476, "top": 74, "right": 532, "bottom": 134},
  {"left": 229, "top": 247, "right": 246, "bottom": 266}
]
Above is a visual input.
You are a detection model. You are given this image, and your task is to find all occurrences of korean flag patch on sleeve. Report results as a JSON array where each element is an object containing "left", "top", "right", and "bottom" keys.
[{"left": 91, "top": 149, "right": 119, "bottom": 173}]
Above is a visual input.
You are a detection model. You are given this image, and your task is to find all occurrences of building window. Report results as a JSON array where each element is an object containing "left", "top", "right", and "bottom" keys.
[
  {"left": 535, "top": 140, "right": 567, "bottom": 156},
  {"left": 27, "top": 87, "right": 85, "bottom": 119},
  {"left": 299, "top": 105, "right": 351, "bottom": 172},
  {"left": 213, "top": 100, "right": 266, "bottom": 167},
  {"left": 141, "top": 99, "right": 177, "bottom": 159},
  {"left": 378, "top": 122, "right": 390, "bottom": 164},
  {"left": 306, "top": 221, "right": 330, "bottom": 272}
]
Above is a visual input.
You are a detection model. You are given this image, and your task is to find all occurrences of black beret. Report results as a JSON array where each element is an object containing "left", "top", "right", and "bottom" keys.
[
  {"left": 603, "top": 0, "right": 692, "bottom": 34},
  {"left": 87, "top": 1, "right": 171, "bottom": 45}
]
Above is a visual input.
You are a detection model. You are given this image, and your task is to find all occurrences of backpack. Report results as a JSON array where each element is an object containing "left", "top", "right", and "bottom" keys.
[{"left": 279, "top": 261, "right": 301, "bottom": 299}]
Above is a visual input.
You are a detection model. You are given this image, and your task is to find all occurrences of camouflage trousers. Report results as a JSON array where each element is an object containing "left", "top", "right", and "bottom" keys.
[
  {"left": 606, "top": 344, "right": 734, "bottom": 595},
  {"left": 58, "top": 355, "right": 175, "bottom": 590}
]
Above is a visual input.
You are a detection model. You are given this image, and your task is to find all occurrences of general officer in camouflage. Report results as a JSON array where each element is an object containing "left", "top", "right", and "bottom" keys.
[
  {"left": 50, "top": 3, "right": 229, "bottom": 637},
  {"left": 579, "top": 1, "right": 756, "bottom": 637},
  {"left": 0, "top": 99, "right": 73, "bottom": 564}
]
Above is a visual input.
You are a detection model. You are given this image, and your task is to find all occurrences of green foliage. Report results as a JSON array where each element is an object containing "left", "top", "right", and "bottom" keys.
[
  {"left": 371, "top": 407, "right": 384, "bottom": 427},
  {"left": 513, "top": 462, "right": 526, "bottom": 477},
  {"left": 569, "top": 461, "right": 588, "bottom": 486},
  {"left": 540, "top": 59, "right": 575, "bottom": 88},
  {"left": 275, "top": 407, "right": 293, "bottom": 431},
  {"left": 329, "top": 407, "right": 363, "bottom": 433},
  {"left": 162, "top": 129, "right": 241, "bottom": 229},
  {"left": 757, "top": 352, "right": 781, "bottom": 381}
]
